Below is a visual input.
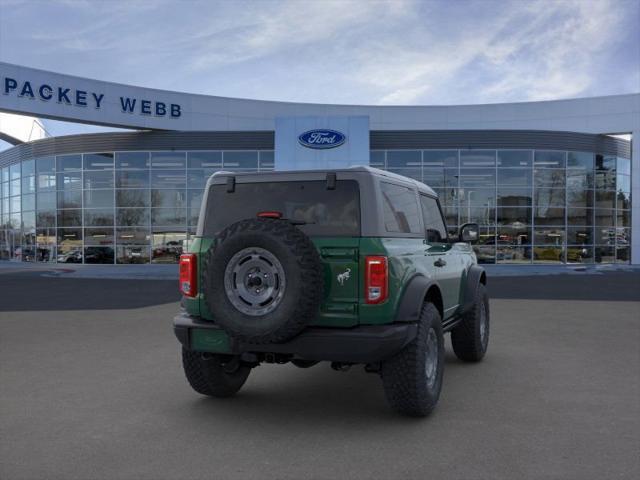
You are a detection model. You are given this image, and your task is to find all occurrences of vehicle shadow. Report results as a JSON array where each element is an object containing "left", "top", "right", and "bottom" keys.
[{"left": 175, "top": 352, "right": 469, "bottom": 427}]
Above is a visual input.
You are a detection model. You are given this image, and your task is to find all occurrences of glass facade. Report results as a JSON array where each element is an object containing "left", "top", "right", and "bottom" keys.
[
  {"left": 0, "top": 150, "right": 273, "bottom": 264},
  {"left": 371, "top": 149, "right": 631, "bottom": 264},
  {"left": 0, "top": 148, "right": 631, "bottom": 265}
]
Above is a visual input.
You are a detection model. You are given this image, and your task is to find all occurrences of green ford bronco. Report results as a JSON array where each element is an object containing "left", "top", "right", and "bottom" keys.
[{"left": 174, "top": 166, "right": 489, "bottom": 416}]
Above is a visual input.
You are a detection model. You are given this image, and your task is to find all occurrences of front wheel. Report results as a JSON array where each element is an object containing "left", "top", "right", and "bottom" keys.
[
  {"left": 181, "top": 348, "right": 251, "bottom": 398},
  {"left": 451, "top": 283, "right": 489, "bottom": 362},
  {"left": 381, "top": 302, "right": 444, "bottom": 417}
]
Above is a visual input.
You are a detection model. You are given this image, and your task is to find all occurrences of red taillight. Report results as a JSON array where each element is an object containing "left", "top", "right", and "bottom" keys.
[
  {"left": 257, "top": 211, "right": 282, "bottom": 218},
  {"left": 179, "top": 254, "right": 197, "bottom": 297},
  {"left": 365, "top": 256, "right": 388, "bottom": 304}
]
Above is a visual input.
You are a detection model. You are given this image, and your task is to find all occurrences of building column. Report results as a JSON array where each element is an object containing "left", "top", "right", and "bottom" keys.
[{"left": 632, "top": 129, "right": 639, "bottom": 265}]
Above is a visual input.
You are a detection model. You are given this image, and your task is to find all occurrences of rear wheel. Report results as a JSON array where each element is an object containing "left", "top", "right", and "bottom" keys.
[
  {"left": 451, "top": 283, "right": 489, "bottom": 362},
  {"left": 381, "top": 302, "right": 444, "bottom": 417},
  {"left": 181, "top": 348, "right": 251, "bottom": 397}
]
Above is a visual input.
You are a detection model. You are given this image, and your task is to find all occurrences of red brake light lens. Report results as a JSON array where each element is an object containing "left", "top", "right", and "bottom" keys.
[
  {"left": 365, "top": 256, "right": 388, "bottom": 304},
  {"left": 179, "top": 254, "right": 197, "bottom": 297},
  {"left": 257, "top": 211, "right": 282, "bottom": 218}
]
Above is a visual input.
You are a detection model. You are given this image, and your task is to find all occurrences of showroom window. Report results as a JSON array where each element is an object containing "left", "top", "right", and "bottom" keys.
[
  {"left": 372, "top": 147, "right": 631, "bottom": 265},
  {"left": 0, "top": 145, "right": 630, "bottom": 265}
]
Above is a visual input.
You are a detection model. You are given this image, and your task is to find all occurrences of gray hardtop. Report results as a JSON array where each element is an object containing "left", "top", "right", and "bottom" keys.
[
  {"left": 206, "top": 166, "right": 437, "bottom": 197},
  {"left": 198, "top": 166, "right": 438, "bottom": 238}
]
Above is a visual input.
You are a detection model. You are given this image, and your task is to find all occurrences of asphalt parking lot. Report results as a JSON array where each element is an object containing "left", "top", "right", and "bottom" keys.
[{"left": 1, "top": 271, "right": 639, "bottom": 480}]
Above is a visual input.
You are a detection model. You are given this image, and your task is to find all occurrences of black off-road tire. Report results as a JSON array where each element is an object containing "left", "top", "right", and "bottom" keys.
[
  {"left": 451, "top": 283, "right": 489, "bottom": 362},
  {"left": 182, "top": 348, "right": 251, "bottom": 398},
  {"left": 202, "top": 218, "right": 324, "bottom": 344},
  {"left": 381, "top": 303, "right": 444, "bottom": 417}
]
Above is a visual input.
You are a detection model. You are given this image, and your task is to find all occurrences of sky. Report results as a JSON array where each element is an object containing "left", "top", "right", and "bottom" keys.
[{"left": 0, "top": 0, "right": 638, "bottom": 143}]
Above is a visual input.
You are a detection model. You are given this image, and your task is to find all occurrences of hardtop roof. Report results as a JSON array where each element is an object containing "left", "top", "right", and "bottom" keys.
[{"left": 210, "top": 165, "right": 437, "bottom": 196}]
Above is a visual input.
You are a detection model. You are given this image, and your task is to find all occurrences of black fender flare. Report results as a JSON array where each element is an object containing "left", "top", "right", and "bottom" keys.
[
  {"left": 460, "top": 265, "right": 486, "bottom": 314},
  {"left": 394, "top": 274, "right": 442, "bottom": 323}
]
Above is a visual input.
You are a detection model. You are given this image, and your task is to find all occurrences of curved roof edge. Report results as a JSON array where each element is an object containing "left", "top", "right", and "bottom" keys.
[
  {"left": 0, "top": 129, "right": 630, "bottom": 167},
  {"left": 1, "top": 63, "right": 638, "bottom": 134}
]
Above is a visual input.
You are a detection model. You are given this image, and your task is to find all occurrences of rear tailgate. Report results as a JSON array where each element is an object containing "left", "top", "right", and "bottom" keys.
[
  {"left": 199, "top": 178, "right": 362, "bottom": 326},
  {"left": 312, "top": 238, "right": 359, "bottom": 327}
]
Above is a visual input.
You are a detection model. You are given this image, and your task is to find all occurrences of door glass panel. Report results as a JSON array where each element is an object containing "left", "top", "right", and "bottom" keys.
[{"left": 419, "top": 195, "right": 447, "bottom": 244}]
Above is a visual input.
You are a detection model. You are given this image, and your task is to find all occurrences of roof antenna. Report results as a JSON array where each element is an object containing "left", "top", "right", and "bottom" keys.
[
  {"left": 326, "top": 172, "right": 337, "bottom": 190},
  {"left": 226, "top": 176, "right": 236, "bottom": 193}
]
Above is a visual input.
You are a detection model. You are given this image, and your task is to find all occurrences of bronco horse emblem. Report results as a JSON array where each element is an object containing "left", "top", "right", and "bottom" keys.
[{"left": 336, "top": 268, "right": 351, "bottom": 286}]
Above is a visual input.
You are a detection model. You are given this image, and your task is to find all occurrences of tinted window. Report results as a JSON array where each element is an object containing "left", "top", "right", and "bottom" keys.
[
  {"left": 57, "top": 171, "right": 82, "bottom": 190},
  {"left": 223, "top": 151, "right": 258, "bottom": 169},
  {"left": 116, "top": 152, "right": 149, "bottom": 169},
  {"left": 259, "top": 151, "right": 274, "bottom": 169},
  {"left": 151, "top": 170, "right": 186, "bottom": 189},
  {"left": 22, "top": 159, "right": 35, "bottom": 176},
  {"left": 57, "top": 155, "right": 82, "bottom": 171},
  {"left": 567, "top": 151, "right": 594, "bottom": 169},
  {"left": 204, "top": 180, "right": 360, "bottom": 237},
  {"left": 423, "top": 150, "right": 458, "bottom": 168},
  {"left": 187, "top": 151, "right": 222, "bottom": 169},
  {"left": 498, "top": 150, "right": 532, "bottom": 167},
  {"left": 83, "top": 153, "right": 114, "bottom": 170},
  {"left": 116, "top": 170, "right": 149, "bottom": 188},
  {"left": 387, "top": 150, "right": 421, "bottom": 167},
  {"left": 370, "top": 151, "right": 385, "bottom": 167},
  {"left": 84, "top": 170, "right": 114, "bottom": 189},
  {"left": 460, "top": 150, "right": 495, "bottom": 167},
  {"left": 150, "top": 152, "right": 186, "bottom": 169},
  {"left": 535, "top": 151, "right": 566, "bottom": 168},
  {"left": 420, "top": 195, "right": 448, "bottom": 243},
  {"left": 36, "top": 157, "right": 55, "bottom": 174},
  {"left": 380, "top": 182, "right": 421, "bottom": 234},
  {"left": 84, "top": 190, "right": 114, "bottom": 209}
]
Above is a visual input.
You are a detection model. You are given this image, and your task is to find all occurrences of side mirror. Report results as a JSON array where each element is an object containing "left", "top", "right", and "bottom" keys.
[{"left": 459, "top": 223, "right": 480, "bottom": 243}]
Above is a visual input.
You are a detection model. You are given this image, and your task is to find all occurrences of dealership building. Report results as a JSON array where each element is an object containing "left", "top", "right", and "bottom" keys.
[{"left": 0, "top": 62, "right": 637, "bottom": 265}]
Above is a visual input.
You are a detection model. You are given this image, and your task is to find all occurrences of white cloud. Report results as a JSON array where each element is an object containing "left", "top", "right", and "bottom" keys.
[
  {"left": 0, "top": 0, "right": 636, "bottom": 106},
  {"left": 474, "top": 0, "right": 625, "bottom": 102},
  {"left": 350, "top": 0, "right": 630, "bottom": 105},
  {"left": 186, "top": 0, "right": 413, "bottom": 71}
]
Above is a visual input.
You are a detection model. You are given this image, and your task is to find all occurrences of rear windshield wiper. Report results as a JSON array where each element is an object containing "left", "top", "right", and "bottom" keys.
[{"left": 285, "top": 219, "right": 316, "bottom": 226}]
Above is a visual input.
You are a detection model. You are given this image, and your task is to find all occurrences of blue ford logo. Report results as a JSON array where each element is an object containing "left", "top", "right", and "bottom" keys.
[{"left": 298, "top": 129, "right": 346, "bottom": 149}]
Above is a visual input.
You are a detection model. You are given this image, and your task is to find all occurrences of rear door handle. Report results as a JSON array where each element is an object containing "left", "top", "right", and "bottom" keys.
[{"left": 433, "top": 258, "right": 447, "bottom": 268}]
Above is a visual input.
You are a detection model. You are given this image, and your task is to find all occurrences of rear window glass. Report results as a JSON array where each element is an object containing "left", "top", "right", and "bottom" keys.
[
  {"left": 380, "top": 182, "right": 421, "bottom": 234},
  {"left": 204, "top": 180, "right": 360, "bottom": 236}
]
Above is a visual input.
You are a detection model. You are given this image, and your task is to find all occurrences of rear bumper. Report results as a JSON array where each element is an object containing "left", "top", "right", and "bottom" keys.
[{"left": 173, "top": 311, "right": 417, "bottom": 364}]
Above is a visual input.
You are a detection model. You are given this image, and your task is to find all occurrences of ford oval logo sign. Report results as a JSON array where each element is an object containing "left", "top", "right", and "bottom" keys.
[{"left": 298, "top": 129, "right": 346, "bottom": 149}]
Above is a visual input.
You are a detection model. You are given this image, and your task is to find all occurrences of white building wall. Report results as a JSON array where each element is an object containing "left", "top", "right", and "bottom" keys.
[
  {"left": 274, "top": 116, "right": 369, "bottom": 170},
  {"left": 1, "top": 62, "right": 638, "bottom": 135}
]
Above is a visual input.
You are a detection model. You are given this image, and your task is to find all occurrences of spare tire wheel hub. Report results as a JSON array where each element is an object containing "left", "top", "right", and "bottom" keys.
[{"left": 224, "top": 247, "right": 286, "bottom": 316}]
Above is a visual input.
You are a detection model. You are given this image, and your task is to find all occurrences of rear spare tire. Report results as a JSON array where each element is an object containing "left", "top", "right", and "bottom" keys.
[{"left": 202, "top": 218, "right": 324, "bottom": 344}]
